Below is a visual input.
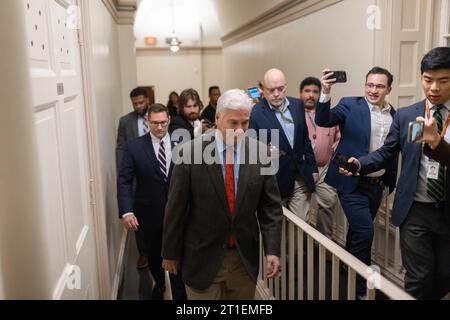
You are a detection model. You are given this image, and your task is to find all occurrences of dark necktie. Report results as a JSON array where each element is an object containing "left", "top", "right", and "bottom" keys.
[
  {"left": 426, "top": 105, "right": 445, "bottom": 202},
  {"left": 158, "top": 140, "right": 167, "bottom": 182}
]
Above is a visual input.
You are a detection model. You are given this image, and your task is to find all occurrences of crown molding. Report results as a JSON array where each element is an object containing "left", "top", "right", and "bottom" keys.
[
  {"left": 102, "top": 0, "right": 136, "bottom": 25},
  {"left": 136, "top": 46, "right": 222, "bottom": 54},
  {"left": 221, "top": 0, "right": 342, "bottom": 47}
]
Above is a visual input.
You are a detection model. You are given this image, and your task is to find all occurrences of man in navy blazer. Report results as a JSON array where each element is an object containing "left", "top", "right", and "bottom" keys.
[
  {"left": 117, "top": 104, "right": 186, "bottom": 300},
  {"left": 344, "top": 47, "right": 450, "bottom": 299},
  {"left": 116, "top": 87, "right": 150, "bottom": 269},
  {"left": 250, "top": 68, "right": 318, "bottom": 222},
  {"left": 316, "top": 67, "right": 398, "bottom": 298}
]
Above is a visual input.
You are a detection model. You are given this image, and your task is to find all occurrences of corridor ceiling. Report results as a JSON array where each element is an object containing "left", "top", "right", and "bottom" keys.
[{"left": 133, "top": 0, "right": 286, "bottom": 48}]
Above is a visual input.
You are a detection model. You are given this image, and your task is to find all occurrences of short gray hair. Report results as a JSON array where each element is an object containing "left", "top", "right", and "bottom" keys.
[{"left": 216, "top": 89, "right": 253, "bottom": 116}]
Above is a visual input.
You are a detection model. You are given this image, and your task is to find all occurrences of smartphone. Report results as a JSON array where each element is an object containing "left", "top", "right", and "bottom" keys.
[
  {"left": 248, "top": 87, "right": 262, "bottom": 100},
  {"left": 407, "top": 121, "right": 424, "bottom": 143},
  {"left": 333, "top": 152, "right": 359, "bottom": 174},
  {"left": 330, "top": 71, "right": 347, "bottom": 83}
]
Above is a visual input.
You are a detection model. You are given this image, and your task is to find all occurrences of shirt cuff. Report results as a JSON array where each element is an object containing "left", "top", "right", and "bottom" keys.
[
  {"left": 122, "top": 212, "right": 134, "bottom": 219},
  {"left": 319, "top": 93, "right": 331, "bottom": 103}
]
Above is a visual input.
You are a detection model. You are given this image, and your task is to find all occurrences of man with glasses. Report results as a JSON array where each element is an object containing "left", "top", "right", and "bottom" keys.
[
  {"left": 315, "top": 67, "right": 398, "bottom": 299},
  {"left": 117, "top": 104, "right": 186, "bottom": 300},
  {"left": 250, "top": 68, "right": 318, "bottom": 222},
  {"left": 116, "top": 87, "right": 150, "bottom": 270},
  {"left": 342, "top": 47, "right": 450, "bottom": 299}
]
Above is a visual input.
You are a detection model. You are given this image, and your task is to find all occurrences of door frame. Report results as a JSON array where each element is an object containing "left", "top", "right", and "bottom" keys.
[{"left": 77, "top": 0, "right": 113, "bottom": 299}]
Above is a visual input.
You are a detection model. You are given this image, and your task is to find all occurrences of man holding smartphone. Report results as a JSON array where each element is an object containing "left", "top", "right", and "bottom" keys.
[
  {"left": 342, "top": 47, "right": 450, "bottom": 300},
  {"left": 315, "top": 67, "right": 398, "bottom": 299}
]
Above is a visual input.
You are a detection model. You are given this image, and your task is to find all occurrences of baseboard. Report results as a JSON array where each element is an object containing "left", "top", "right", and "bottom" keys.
[{"left": 111, "top": 229, "right": 129, "bottom": 300}]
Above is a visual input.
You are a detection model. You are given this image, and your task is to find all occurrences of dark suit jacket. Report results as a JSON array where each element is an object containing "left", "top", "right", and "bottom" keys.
[
  {"left": 315, "top": 97, "right": 398, "bottom": 194},
  {"left": 117, "top": 134, "right": 173, "bottom": 230},
  {"left": 358, "top": 100, "right": 448, "bottom": 226},
  {"left": 249, "top": 97, "right": 318, "bottom": 198},
  {"left": 201, "top": 105, "right": 216, "bottom": 124},
  {"left": 169, "top": 115, "right": 195, "bottom": 144},
  {"left": 162, "top": 132, "right": 283, "bottom": 290},
  {"left": 116, "top": 111, "right": 139, "bottom": 170}
]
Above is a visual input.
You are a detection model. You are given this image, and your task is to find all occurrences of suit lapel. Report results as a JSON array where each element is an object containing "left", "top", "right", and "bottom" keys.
[
  {"left": 288, "top": 99, "right": 300, "bottom": 149},
  {"left": 142, "top": 135, "right": 167, "bottom": 184},
  {"left": 261, "top": 100, "right": 292, "bottom": 149},
  {"left": 131, "top": 112, "right": 139, "bottom": 138},
  {"left": 359, "top": 99, "right": 372, "bottom": 148}
]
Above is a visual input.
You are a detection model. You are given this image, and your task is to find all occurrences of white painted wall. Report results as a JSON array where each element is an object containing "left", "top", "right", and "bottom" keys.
[
  {"left": 223, "top": 0, "right": 377, "bottom": 102},
  {"left": 118, "top": 25, "right": 138, "bottom": 115},
  {"left": 87, "top": 0, "right": 127, "bottom": 288},
  {"left": 136, "top": 48, "right": 224, "bottom": 106},
  {"left": 212, "top": 0, "right": 286, "bottom": 35}
]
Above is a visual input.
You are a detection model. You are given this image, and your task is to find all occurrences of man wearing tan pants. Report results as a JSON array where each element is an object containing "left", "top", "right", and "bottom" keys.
[
  {"left": 300, "top": 77, "right": 341, "bottom": 238},
  {"left": 162, "top": 89, "right": 283, "bottom": 300}
]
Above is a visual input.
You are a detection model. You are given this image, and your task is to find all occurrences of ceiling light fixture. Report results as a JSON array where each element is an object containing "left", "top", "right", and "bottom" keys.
[{"left": 166, "top": 0, "right": 181, "bottom": 53}]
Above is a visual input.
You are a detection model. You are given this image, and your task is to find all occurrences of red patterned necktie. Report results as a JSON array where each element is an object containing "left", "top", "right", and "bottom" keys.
[{"left": 225, "top": 148, "right": 236, "bottom": 247}]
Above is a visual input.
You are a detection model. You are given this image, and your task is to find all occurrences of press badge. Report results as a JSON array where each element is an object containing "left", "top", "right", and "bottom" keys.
[{"left": 427, "top": 161, "right": 440, "bottom": 180}]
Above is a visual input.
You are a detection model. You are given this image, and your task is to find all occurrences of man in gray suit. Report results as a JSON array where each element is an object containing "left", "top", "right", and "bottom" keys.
[
  {"left": 162, "top": 89, "right": 283, "bottom": 300},
  {"left": 116, "top": 87, "right": 150, "bottom": 269}
]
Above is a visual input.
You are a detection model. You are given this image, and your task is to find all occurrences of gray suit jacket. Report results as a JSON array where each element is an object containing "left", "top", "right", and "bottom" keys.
[
  {"left": 116, "top": 111, "right": 139, "bottom": 169},
  {"left": 162, "top": 132, "right": 283, "bottom": 290}
]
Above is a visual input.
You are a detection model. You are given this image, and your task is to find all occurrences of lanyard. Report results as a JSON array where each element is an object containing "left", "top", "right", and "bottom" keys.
[{"left": 426, "top": 100, "right": 450, "bottom": 138}]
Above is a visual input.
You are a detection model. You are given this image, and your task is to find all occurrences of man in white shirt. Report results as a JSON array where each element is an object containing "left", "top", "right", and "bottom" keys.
[
  {"left": 117, "top": 104, "right": 186, "bottom": 300},
  {"left": 315, "top": 67, "right": 398, "bottom": 299},
  {"left": 116, "top": 87, "right": 150, "bottom": 270}
]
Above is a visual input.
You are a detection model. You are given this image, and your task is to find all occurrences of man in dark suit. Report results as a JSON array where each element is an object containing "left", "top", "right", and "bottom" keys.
[
  {"left": 315, "top": 67, "right": 398, "bottom": 299},
  {"left": 201, "top": 86, "right": 221, "bottom": 124},
  {"left": 343, "top": 47, "right": 450, "bottom": 299},
  {"left": 116, "top": 87, "right": 150, "bottom": 269},
  {"left": 162, "top": 89, "right": 283, "bottom": 300},
  {"left": 117, "top": 104, "right": 186, "bottom": 300},
  {"left": 169, "top": 88, "right": 204, "bottom": 144},
  {"left": 249, "top": 68, "right": 318, "bottom": 223}
]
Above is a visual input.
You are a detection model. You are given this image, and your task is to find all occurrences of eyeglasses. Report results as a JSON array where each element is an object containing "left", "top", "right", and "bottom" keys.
[
  {"left": 365, "top": 83, "right": 387, "bottom": 90},
  {"left": 265, "top": 85, "right": 287, "bottom": 95},
  {"left": 149, "top": 121, "right": 169, "bottom": 127}
]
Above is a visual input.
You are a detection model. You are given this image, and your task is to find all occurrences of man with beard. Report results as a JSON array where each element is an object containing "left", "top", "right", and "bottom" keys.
[
  {"left": 249, "top": 69, "right": 318, "bottom": 223},
  {"left": 116, "top": 87, "right": 150, "bottom": 270},
  {"left": 300, "top": 77, "right": 340, "bottom": 239},
  {"left": 169, "top": 88, "right": 206, "bottom": 143}
]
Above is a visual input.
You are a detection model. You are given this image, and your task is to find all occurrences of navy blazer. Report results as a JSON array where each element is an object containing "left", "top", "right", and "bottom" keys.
[
  {"left": 249, "top": 97, "right": 318, "bottom": 198},
  {"left": 315, "top": 97, "right": 398, "bottom": 194},
  {"left": 117, "top": 134, "right": 174, "bottom": 229},
  {"left": 358, "top": 100, "right": 447, "bottom": 226}
]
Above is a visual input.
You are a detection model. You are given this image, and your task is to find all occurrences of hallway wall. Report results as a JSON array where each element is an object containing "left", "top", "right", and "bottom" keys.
[
  {"left": 222, "top": 0, "right": 377, "bottom": 102},
  {"left": 118, "top": 25, "right": 138, "bottom": 115},
  {"left": 136, "top": 48, "right": 224, "bottom": 107},
  {"left": 87, "top": 0, "right": 128, "bottom": 293}
]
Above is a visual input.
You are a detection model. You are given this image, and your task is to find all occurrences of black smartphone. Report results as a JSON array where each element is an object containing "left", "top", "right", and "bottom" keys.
[
  {"left": 248, "top": 87, "right": 262, "bottom": 100},
  {"left": 333, "top": 152, "right": 359, "bottom": 174},
  {"left": 330, "top": 71, "right": 347, "bottom": 83},
  {"left": 407, "top": 121, "right": 424, "bottom": 143}
]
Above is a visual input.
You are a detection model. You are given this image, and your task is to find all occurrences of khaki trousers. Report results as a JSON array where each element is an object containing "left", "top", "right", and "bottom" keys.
[
  {"left": 284, "top": 165, "right": 338, "bottom": 238},
  {"left": 186, "top": 248, "right": 256, "bottom": 300}
]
